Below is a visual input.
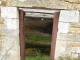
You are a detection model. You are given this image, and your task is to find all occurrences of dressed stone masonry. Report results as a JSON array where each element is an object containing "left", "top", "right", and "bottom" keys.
[
  {"left": 0, "top": 0, "right": 80, "bottom": 60},
  {"left": 0, "top": 7, "right": 20, "bottom": 60},
  {"left": 55, "top": 10, "right": 80, "bottom": 60}
]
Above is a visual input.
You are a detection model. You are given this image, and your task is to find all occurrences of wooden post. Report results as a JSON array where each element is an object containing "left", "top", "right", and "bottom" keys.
[
  {"left": 19, "top": 10, "right": 25, "bottom": 60},
  {"left": 50, "top": 12, "right": 60, "bottom": 60}
]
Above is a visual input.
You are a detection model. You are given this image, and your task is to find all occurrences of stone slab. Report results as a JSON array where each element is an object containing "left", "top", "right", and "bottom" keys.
[
  {"left": 0, "top": 24, "right": 5, "bottom": 28},
  {"left": 55, "top": 40, "right": 68, "bottom": 59},
  {"left": 0, "top": 29, "right": 19, "bottom": 36},
  {"left": 0, "top": 36, "right": 20, "bottom": 60},
  {"left": 67, "top": 42, "right": 80, "bottom": 47},
  {"left": 59, "top": 10, "right": 79, "bottom": 22},
  {"left": 58, "top": 22, "right": 69, "bottom": 33},
  {"left": 57, "top": 33, "right": 80, "bottom": 41},
  {"left": 66, "top": 46, "right": 80, "bottom": 56},
  {"left": 0, "top": 20, "right": 4, "bottom": 24},
  {"left": 65, "top": 0, "right": 80, "bottom": 3},
  {"left": 75, "top": 4, "right": 80, "bottom": 10},
  {"left": 1, "top": 7, "right": 19, "bottom": 18},
  {"left": 69, "top": 27, "right": 80, "bottom": 34},
  {"left": 12, "top": 0, "right": 68, "bottom": 9},
  {"left": 69, "top": 23, "right": 80, "bottom": 28},
  {"left": 4, "top": 18, "right": 19, "bottom": 29}
]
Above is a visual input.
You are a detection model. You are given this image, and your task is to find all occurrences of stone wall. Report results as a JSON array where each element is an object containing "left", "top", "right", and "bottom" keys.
[
  {"left": 55, "top": 10, "right": 80, "bottom": 60},
  {"left": 0, "top": 7, "right": 20, "bottom": 60},
  {"left": 11, "top": 0, "right": 80, "bottom": 10},
  {"left": 0, "top": 0, "right": 80, "bottom": 60}
]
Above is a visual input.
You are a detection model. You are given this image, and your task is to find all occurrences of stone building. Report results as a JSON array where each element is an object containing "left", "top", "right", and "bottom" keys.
[{"left": 0, "top": 0, "right": 80, "bottom": 60}]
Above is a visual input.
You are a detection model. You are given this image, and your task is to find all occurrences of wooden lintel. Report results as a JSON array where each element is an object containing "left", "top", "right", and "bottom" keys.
[
  {"left": 25, "top": 12, "right": 54, "bottom": 18},
  {"left": 19, "top": 8, "right": 60, "bottom": 14}
]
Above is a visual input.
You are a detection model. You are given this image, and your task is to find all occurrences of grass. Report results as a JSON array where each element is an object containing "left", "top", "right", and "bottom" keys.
[
  {"left": 25, "top": 35, "right": 51, "bottom": 42},
  {"left": 25, "top": 56, "right": 50, "bottom": 60},
  {"left": 25, "top": 50, "right": 50, "bottom": 60}
]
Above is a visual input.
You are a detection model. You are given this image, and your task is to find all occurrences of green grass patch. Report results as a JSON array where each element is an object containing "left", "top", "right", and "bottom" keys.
[
  {"left": 25, "top": 56, "right": 50, "bottom": 60},
  {"left": 25, "top": 35, "right": 51, "bottom": 42}
]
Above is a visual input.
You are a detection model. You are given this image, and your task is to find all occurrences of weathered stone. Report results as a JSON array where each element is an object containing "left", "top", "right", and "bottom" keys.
[
  {"left": 65, "top": 0, "right": 80, "bottom": 3},
  {"left": 0, "top": 35, "right": 5, "bottom": 39},
  {"left": 0, "top": 20, "right": 4, "bottom": 24},
  {"left": 0, "top": 36, "right": 20, "bottom": 60},
  {"left": 67, "top": 3, "right": 73, "bottom": 10},
  {"left": 0, "top": 1, "right": 2, "bottom": 5},
  {"left": 0, "top": 35, "right": 5, "bottom": 51},
  {"left": 57, "top": 33, "right": 80, "bottom": 41},
  {"left": 59, "top": 10, "right": 79, "bottom": 22},
  {"left": 66, "top": 46, "right": 80, "bottom": 56},
  {"left": 70, "top": 23, "right": 80, "bottom": 28},
  {"left": 55, "top": 40, "right": 68, "bottom": 59},
  {"left": 1, "top": 7, "right": 19, "bottom": 18},
  {"left": 0, "top": 29, "right": 19, "bottom": 36},
  {"left": 1, "top": 0, "right": 11, "bottom": 6},
  {"left": 3, "top": 50, "right": 20, "bottom": 60},
  {"left": 67, "top": 42, "right": 80, "bottom": 47},
  {"left": 12, "top": 0, "right": 68, "bottom": 9},
  {"left": 75, "top": 4, "right": 80, "bottom": 10},
  {"left": 0, "top": 24, "right": 5, "bottom": 28},
  {"left": 58, "top": 22, "right": 69, "bottom": 33},
  {"left": 69, "top": 27, "right": 80, "bottom": 34},
  {"left": 4, "top": 18, "right": 19, "bottom": 29},
  {"left": 57, "top": 33, "right": 76, "bottom": 41}
]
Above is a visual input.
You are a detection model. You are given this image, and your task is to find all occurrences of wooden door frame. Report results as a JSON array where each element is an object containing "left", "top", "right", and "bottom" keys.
[
  {"left": 19, "top": 10, "right": 25, "bottom": 60},
  {"left": 19, "top": 9, "right": 60, "bottom": 60}
]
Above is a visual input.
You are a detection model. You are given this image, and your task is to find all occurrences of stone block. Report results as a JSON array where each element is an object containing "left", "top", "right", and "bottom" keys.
[
  {"left": 67, "top": 42, "right": 80, "bottom": 47},
  {"left": 2, "top": 36, "right": 19, "bottom": 51},
  {"left": 1, "top": 0, "right": 11, "bottom": 6},
  {"left": 19, "top": 0, "right": 26, "bottom": 2},
  {"left": 65, "top": 0, "right": 80, "bottom": 3},
  {"left": 67, "top": 3, "right": 73, "bottom": 10},
  {"left": 1, "top": 7, "right": 19, "bottom": 18},
  {"left": 59, "top": 10, "right": 79, "bottom": 22},
  {"left": 0, "top": 20, "right": 4, "bottom": 24},
  {"left": 0, "top": 35, "right": 5, "bottom": 51},
  {"left": 69, "top": 23, "right": 80, "bottom": 28},
  {"left": 0, "top": 35, "right": 5, "bottom": 39},
  {"left": 0, "top": 36, "right": 20, "bottom": 60},
  {"left": 66, "top": 46, "right": 80, "bottom": 56},
  {"left": 0, "top": 29, "right": 19, "bottom": 36},
  {"left": 57, "top": 33, "right": 76, "bottom": 41},
  {"left": 12, "top": 0, "right": 68, "bottom": 9},
  {"left": 4, "top": 18, "right": 19, "bottom": 29},
  {"left": 0, "top": 1, "right": 1, "bottom": 5},
  {"left": 69, "top": 27, "right": 80, "bottom": 34},
  {"left": 75, "top": 4, "right": 80, "bottom": 10},
  {"left": 4, "top": 50, "right": 20, "bottom": 60},
  {"left": 0, "top": 24, "right": 5, "bottom": 28},
  {"left": 55, "top": 40, "right": 68, "bottom": 58},
  {"left": 58, "top": 22, "right": 69, "bottom": 33}
]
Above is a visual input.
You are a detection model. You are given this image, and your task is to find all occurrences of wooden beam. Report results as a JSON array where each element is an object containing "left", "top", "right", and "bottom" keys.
[
  {"left": 50, "top": 12, "right": 60, "bottom": 60},
  {"left": 19, "top": 8, "right": 60, "bottom": 14},
  {"left": 25, "top": 12, "right": 54, "bottom": 18},
  {"left": 19, "top": 10, "right": 25, "bottom": 60}
]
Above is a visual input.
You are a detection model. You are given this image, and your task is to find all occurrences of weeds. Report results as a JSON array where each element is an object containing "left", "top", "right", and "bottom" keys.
[{"left": 25, "top": 50, "right": 50, "bottom": 60}]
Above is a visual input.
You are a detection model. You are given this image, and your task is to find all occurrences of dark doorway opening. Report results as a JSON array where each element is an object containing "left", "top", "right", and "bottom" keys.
[
  {"left": 19, "top": 8, "right": 60, "bottom": 60},
  {"left": 24, "top": 17, "right": 53, "bottom": 59}
]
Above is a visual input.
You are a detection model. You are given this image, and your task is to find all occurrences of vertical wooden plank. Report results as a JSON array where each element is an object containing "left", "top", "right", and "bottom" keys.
[
  {"left": 50, "top": 12, "right": 60, "bottom": 60},
  {"left": 19, "top": 10, "right": 25, "bottom": 60}
]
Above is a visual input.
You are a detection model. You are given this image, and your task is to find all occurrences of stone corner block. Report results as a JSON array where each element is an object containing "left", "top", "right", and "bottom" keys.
[
  {"left": 1, "top": 7, "right": 19, "bottom": 18},
  {"left": 58, "top": 22, "right": 69, "bottom": 33},
  {"left": 59, "top": 10, "right": 79, "bottom": 23},
  {"left": 4, "top": 18, "right": 19, "bottom": 29}
]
